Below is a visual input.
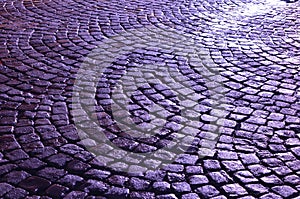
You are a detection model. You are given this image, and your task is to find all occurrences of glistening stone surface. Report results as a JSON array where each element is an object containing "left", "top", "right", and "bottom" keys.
[{"left": 0, "top": 0, "right": 300, "bottom": 198}]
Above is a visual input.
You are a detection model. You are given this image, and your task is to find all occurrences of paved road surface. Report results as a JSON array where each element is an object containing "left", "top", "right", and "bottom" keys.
[{"left": 0, "top": 0, "right": 300, "bottom": 198}]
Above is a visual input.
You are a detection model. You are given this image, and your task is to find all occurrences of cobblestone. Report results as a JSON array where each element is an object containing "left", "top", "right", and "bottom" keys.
[
  {"left": 195, "top": 185, "right": 220, "bottom": 198},
  {"left": 0, "top": 0, "right": 300, "bottom": 198}
]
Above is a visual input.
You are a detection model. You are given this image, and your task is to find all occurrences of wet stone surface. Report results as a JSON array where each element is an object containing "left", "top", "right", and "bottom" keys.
[{"left": 0, "top": 0, "right": 300, "bottom": 198}]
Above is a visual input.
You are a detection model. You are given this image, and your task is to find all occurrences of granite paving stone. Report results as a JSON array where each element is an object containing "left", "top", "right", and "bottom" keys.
[{"left": 0, "top": 0, "right": 299, "bottom": 198}]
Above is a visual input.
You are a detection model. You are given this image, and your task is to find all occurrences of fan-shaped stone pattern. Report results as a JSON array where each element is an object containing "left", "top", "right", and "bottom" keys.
[{"left": 0, "top": 0, "right": 300, "bottom": 198}]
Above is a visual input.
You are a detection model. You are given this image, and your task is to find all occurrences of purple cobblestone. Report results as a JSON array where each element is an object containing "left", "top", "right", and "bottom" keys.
[{"left": 0, "top": 0, "right": 300, "bottom": 198}]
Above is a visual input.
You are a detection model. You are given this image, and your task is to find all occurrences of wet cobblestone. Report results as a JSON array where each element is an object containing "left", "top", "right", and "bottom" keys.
[{"left": 0, "top": 0, "right": 300, "bottom": 198}]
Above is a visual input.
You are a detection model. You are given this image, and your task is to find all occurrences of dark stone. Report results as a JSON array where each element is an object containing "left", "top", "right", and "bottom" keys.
[
  {"left": 64, "top": 191, "right": 87, "bottom": 199},
  {"left": 36, "top": 167, "right": 66, "bottom": 181},
  {"left": 47, "top": 153, "right": 72, "bottom": 167},
  {"left": 0, "top": 183, "right": 13, "bottom": 197},
  {"left": 67, "top": 160, "right": 91, "bottom": 173},
  {"left": 19, "top": 158, "right": 46, "bottom": 170},
  {"left": 85, "top": 169, "right": 111, "bottom": 180},
  {"left": 106, "top": 186, "right": 129, "bottom": 198},
  {"left": 19, "top": 176, "right": 51, "bottom": 193},
  {"left": 3, "top": 170, "right": 30, "bottom": 184},
  {"left": 108, "top": 175, "right": 129, "bottom": 186},
  {"left": 58, "top": 174, "right": 84, "bottom": 188},
  {"left": 45, "top": 184, "right": 69, "bottom": 198},
  {"left": 0, "top": 135, "right": 20, "bottom": 151},
  {"left": 83, "top": 179, "right": 108, "bottom": 194},
  {"left": 4, "top": 188, "right": 28, "bottom": 199},
  {"left": 0, "top": 164, "right": 17, "bottom": 176},
  {"left": 5, "top": 149, "right": 28, "bottom": 161},
  {"left": 29, "top": 146, "right": 57, "bottom": 159}
]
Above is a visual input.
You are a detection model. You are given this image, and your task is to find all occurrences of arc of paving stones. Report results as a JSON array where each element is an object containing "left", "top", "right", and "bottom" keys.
[{"left": 72, "top": 26, "right": 227, "bottom": 174}]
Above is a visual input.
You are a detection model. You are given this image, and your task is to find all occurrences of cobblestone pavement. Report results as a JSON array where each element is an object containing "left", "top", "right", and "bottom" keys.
[{"left": 1, "top": 0, "right": 300, "bottom": 198}]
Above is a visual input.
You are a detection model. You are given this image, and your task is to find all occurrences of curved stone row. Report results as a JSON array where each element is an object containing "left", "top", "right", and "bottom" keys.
[{"left": 0, "top": 0, "right": 299, "bottom": 198}]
